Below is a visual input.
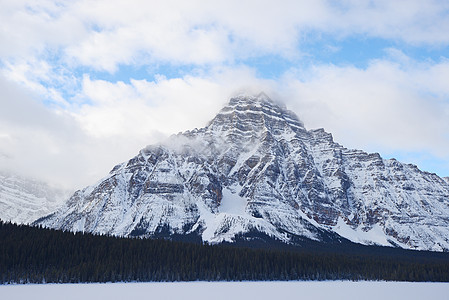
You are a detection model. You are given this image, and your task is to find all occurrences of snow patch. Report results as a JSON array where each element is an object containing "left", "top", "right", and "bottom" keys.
[
  {"left": 220, "top": 186, "right": 246, "bottom": 215},
  {"left": 201, "top": 186, "right": 250, "bottom": 243},
  {"left": 333, "top": 217, "right": 391, "bottom": 247},
  {"left": 74, "top": 217, "right": 86, "bottom": 233}
]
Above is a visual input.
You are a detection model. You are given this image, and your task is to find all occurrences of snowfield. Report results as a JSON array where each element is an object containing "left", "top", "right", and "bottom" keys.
[{"left": 1, "top": 281, "right": 448, "bottom": 300}]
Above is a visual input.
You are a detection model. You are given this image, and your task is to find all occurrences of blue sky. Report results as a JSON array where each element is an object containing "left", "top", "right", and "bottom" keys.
[{"left": 1, "top": 0, "right": 449, "bottom": 188}]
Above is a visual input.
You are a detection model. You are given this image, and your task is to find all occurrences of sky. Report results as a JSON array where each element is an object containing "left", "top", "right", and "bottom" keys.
[{"left": 1, "top": 0, "right": 449, "bottom": 189}]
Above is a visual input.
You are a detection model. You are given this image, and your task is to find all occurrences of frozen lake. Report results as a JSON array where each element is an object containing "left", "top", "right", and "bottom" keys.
[{"left": 1, "top": 281, "right": 448, "bottom": 300}]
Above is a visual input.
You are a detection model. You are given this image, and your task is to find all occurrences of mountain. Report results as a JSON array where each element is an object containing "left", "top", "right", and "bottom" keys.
[
  {"left": 37, "top": 93, "right": 449, "bottom": 251},
  {"left": 0, "top": 171, "right": 70, "bottom": 224}
]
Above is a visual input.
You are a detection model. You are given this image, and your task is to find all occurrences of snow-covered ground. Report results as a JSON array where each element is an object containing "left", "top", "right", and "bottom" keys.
[{"left": 1, "top": 281, "right": 448, "bottom": 300}]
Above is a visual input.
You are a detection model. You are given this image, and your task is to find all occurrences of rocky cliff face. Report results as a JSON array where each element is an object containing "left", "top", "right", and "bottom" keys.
[{"left": 37, "top": 94, "right": 449, "bottom": 251}]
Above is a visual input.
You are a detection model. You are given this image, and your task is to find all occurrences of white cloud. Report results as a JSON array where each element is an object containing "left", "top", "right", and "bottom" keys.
[
  {"left": 329, "top": 0, "right": 449, "bottom": 44},
  {"left": 0, "top": 74, "right": 83, "bottom": 188},
  {"left": 2, "top": 1, "right": 449, "bottom": 72},
  {"left": 73, "top": 56, "right": 449, "bottom": 174},
  {"left": 0, "top": 68, "right": 274, "bottom": 189},
  {"left": 0, "top": 1, "right": 87, "bottom": 58},
  {"left": 1, "top": 55, "right": 449, "bottom": 190},
  {"left": 1, "top": 56, "right": 81, "bottom": 109},
  {"left": 0, "top": 74, "right": 161, "bottom": 189},
  {"left": 281, "top": 56, "right": 449, "bottom": 163},
  {"left": 75, "top": 67, "right": 275, "bottom": 138}
]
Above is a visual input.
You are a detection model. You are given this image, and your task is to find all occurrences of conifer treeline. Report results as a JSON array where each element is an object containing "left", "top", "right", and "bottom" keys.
[{"left": 1, "top": 221, "right": 449, "bottom": 283}]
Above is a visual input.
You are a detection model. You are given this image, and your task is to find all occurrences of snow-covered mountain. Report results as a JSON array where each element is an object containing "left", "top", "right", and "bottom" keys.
[
  {"left": 37, "top": 94, "right": 449, "bottom": 251},
  {"left": 0, "top": 171, "right": 70, "bottom": 224}
]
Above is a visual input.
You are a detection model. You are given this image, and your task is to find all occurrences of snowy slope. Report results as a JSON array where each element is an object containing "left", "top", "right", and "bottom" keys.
[
  {"left": 0, "top": 172, "right": 69, "bottom": 224},
  {"left": 38, "top": 94, "right": 449, "bottom": 251}
]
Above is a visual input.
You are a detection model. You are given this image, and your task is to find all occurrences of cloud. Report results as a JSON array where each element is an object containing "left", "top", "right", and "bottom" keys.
[
  {"left": 75, "top": 67, "right": 276, "bottom": 138},
  {"left": 0, "top": 75, "right": 158, "bottom": 189},
  {"left": 0, "top": 67, "right": 274, "bottom": 189},
  {"left": 2, "top": 1, "right": 449, "bottom": 72},
  {"left": 329, "top": 0, "right": 449, "bottom": 45},
  {"left": 72, "top": 56, "right": 449, "bottom": 174},
  {"left": 0, "top": 1, "right": 87, "bottom": 58},
  {"left": 1, "top": 58, "right": 77, "bottom": 107},
  {"left": 1, "top": 54, "right": 449, "bottom": 190},
  {"left": 0, "top": 74, "right": 83, "bottom": 187},
  {"left": 281, "top": 54, "right": 449, "bottom": 164}
]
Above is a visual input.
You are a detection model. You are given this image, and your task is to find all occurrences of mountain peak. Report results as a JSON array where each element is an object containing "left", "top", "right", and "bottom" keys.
[
  {"left": 227, "top": 92, "right": 283, "bottom": 109},
  {"left": 208, "top": 93, "right": 304, "bottom": 132}
]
